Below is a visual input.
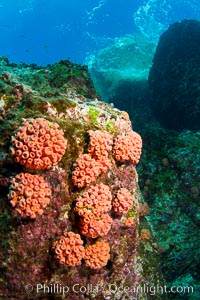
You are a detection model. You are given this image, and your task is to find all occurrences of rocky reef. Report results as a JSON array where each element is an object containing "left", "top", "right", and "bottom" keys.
[
  {"left": 138, "top": 126, "right": 200, "bottom": 300},
  {"left": 0, "top": 57, "right": 163, "bottom": 299}
]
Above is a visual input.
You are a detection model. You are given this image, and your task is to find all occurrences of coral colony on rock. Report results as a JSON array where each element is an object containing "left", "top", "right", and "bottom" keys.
[{"left": 0, "top": 57, "right": 164, "bottom": 299}]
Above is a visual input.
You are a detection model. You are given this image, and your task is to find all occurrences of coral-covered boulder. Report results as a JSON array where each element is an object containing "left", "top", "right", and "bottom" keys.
[
  {"left": 149, "top": 19, "right": 200, "bottom": 130},
  {"left": 0, "top": 57, "right": 163, "bottom": 300}
]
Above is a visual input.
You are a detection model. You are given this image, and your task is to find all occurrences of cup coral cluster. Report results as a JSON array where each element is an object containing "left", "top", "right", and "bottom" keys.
[
  {"left": 72, "top": 130, "right": 113, "bottom": 188},
  {"left": 113, "top": 130, "right": 142, "bottom": 164},
  {"left": 75, "top": 183, "right": 112, "bottom": 216},
  {"left": 61, "top": 129, "right": 142, "bottom": 269},
  {"left": 7, "top": 118, "right": 67, "bottom": 218},
  {"left": 75, "top": 183, "right": 113, "bottom": 238},
  {"left": 53, "top": 232, "right": 110, "bottom": 269},
  {"left": 8, "top": 172, "right": 51, "bottom": 219},
  {"left": 112, "top": 188, "right": 133, "bottom": 215},
  {"left": 84, "top": 241, "right": 110, "bottom": 269},
  {"left": 72, "top": 129, "right": 142, "bottom": 188},
  {"left": 79, "top": 211, "right": 112, "bottom": 238},
  {"left": 10, "top": 118, "right": 67, "bottom": 170},
  {"left": 53, "top": 231, "right": 85, "bottom": 267},
  {"left": 88, "top": 130, "right": 113, "bottom": 160},
  {"left": 72, "top": 154, "right": 102, "bottom": 188}
]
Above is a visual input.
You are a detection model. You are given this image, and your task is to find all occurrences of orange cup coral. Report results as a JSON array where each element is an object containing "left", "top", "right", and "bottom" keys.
[
  {"left": 88, "top": 130, "right": 112, "bottom": 173},
  {"left": 75, "top": 183, "right": 112, "bottom": 216},
  {"left": 75, "top": 183, "right": 112, "bottom": 238},
  {"left": 79, "top": 212, "right": 112, "bottom": 238},
  {"left": 72, "top": 130, "right": 113, "bottom": 188},
  {"left": 88, "top": 130, "right": 113, "bottom": 161},
  {"left": 112, "top": 188, "right": 133, "bottom": 215},
  {"left": 84, "top": 241, "right": 110, "bottom": 269},
  {"left": 8, "top": 172, "right": 51, "bottom": 219},
  {"left": 53, "top": 231, "right": 85, "bottom": 267},
  {"left": 10, "top": 118, "right": 67, "bottom": 170},
  {"left": 113, "top": 130, "right": 142, "bottom": 164},
  {"left": 72, "top": 154, "right": 102, "bottom": 188}
]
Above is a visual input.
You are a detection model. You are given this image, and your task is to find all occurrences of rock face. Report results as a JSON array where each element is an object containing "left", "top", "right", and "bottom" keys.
[
  {"left": 0, "top": 58, "right": 162, "bottom": 299},
  {"left": 109, "top": 79, "right": 154, "bottom": 132},
  {"left": 149, "top": 19, "right": 200, "bottom": 131}
]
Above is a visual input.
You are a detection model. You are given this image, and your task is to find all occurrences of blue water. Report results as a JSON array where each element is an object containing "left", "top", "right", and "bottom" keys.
[{"left": 0, "top": 0, "right": 199, "bottom": 66}]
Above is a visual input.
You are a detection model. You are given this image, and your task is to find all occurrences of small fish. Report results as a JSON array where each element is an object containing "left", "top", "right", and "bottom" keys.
[{"left": 43, "top": 45, "right": 49, "bottom": 53}]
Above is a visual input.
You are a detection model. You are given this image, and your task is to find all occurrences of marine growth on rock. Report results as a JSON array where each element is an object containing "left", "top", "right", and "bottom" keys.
[{"left": 0, "top": 58, "right": 161, "bottom": 300}]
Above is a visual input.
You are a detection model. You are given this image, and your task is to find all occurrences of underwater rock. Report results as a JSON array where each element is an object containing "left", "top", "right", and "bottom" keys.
[
  {"left": 149, "top": 19, "right": 200, "bottom": 131},
  {"left": 109, "top": 79, "right": 154, "bottom": 132},
  {"left": 0, "top": 57, "right": 163, "bottom": 299},
  {"left": 87, "top": 34, "right": 156, "bottom": 101},
  {"left": 86, "top": 34, "right": 156, "bottom": 132}
]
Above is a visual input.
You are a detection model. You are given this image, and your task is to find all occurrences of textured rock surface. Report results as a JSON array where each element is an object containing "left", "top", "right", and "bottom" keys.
[{"left": 0, "top": 57, "right": 163, "bottom": 299}]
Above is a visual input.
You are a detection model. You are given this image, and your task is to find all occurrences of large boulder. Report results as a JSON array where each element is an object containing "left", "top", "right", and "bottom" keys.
[
  {"left": 149, "top": 19, "right": 200, "bottom": 130},
  {"left": 87, "top": 34, "right": 156, "bottom": 101}
]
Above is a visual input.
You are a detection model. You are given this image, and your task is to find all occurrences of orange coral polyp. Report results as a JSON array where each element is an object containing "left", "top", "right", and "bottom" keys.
[
  {"left": 21, "top": 151, "right": 29, "bottom": 159},
  {"left": 29, "top": 152, "right": 35, "bottom": 158},
  {"left": 15, "top": 141, "right": 23, "bottom": 149},
  {"left": 10, "top": 118, "right": 67, "bottom": 170},
  {"left": 16, "top": 149, "right": 22, "bottom": 156},
  {"left": 8, "top": 173, "right": 51, "bottom": 219},
  {"left": 24, "top": 187, "right": 34, "bottom": 197}
]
